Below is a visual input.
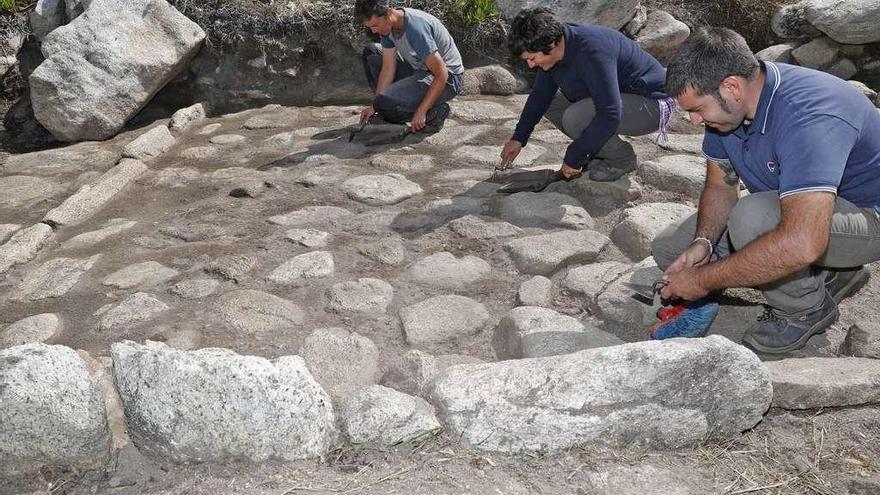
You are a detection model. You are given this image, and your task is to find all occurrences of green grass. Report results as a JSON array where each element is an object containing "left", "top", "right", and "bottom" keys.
[
  {"left": 0, "top": 0, "right": 16, "bottom": 14},
  {"left": 451, "top": 0, "right": 499, "bottom": 27}
]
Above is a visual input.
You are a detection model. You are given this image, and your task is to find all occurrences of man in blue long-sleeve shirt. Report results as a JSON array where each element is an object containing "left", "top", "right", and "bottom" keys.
[{"left": 500, "top": 8, "right": 673, "bottom": 182}]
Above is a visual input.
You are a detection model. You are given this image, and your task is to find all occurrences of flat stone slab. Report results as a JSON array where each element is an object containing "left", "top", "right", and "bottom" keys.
[
  {"left": 206, "top": 254, "right": 256, "bottom": 282},
  {"left": 637, "top": 155, "right": 706, "bottom": 201},
  {"left": 170, "top": 278, "right": 220, "bottom": 299},
  {"left": 657, "top": 133, "right": 703, "bottom": 154},
  {"left": 341, "top": 174, "right": 423, "bottom": 206},
  {"left": 268, "top": 206, "right": 352, "bottom": 227},
  {"left": 0, "top": 224, "right": 21, "bottom": 244},
  {"left": 60, "top": 219, "right": 136, "bottom": 251},
  {"left": 97, "top": 292, "right": 169, "bottom": 331},
  {"left": 407, "top": 252, "right": 491, "bottom": 289},
  {"left": 214, "top": 289, "right": 304, "bottom": 335},
  {"left": 0, "top": 344, "right": 109, "bottom": 473},
  {"left": 400, "top": 295, "right": 490, "bottom": 346},
  {"left": 102, "top": 261, "right": 179, "bottom": 289},
  {"left": 357, "top": 238, "right": 406, "bottom": 266},
  {"left": 611, "top": 202, "right": 696, "bottom": 260},
  {"left": 197, "top": 123, "right": 222, "bottom": 135},
  {"left": 268, "top": 251, "right": 334, "bottom": 285},
  {"left": 339, "top": 385, "right": 440, "bottom": 448},
  {"left": 44, "top": 159, "right": 148, "bottom": 227},
  {"left": 209, "top": 134, "right": 246, "bottom": 145},
  {"left": 299, "top": 328, "right": 381, "bottom": 399},
  {"left": 111, "top": 340, "right": 336, "bottom": 462},
  {"left": 505, "top": 230, "right": 611, "bottom": 276},
  {"left": 449, "top": 100, "right": 518, "bottom": 122},
  {"left": 0, "top": 223, "right": 54, "bottom": 274},
  {"left": 518, "top": 276, "right": 553, "bottom": 307},
  {"left": 325, "top": 278, "right": 394, "bottom": 314},
  {"left": 563, "top": 261, "right": 631, "bottom": 302},
  {"left": 122, "top": 125, "right": 175, "bottom": 160},
  {"left": 429, "top": 335, "right": 772, "bottom": 453},
  {"left": 0, "top": 314, "right": 62, "bottom": 348},
  {"left": 447, "top": 215, "right": 523, "bottom": 240},
  {"left": 423, "top": 124, "right": 492, "bottom": 146},
  {"left": 497, "top": 192, "right": 593, "bottom": 230},
  {"left": 13, "top": 255, "right": 101, "bottom": 301},
  {"left": 766, "top": 357, "right": 880, "bottom": 409},
  {"left": 492, "top": 306, "right": 624, "bottom": 360},
  {"left": 597, "top": 258, "right": 663, "bottom": 328},
  {"left": 285, "top": 228, "right": 330, "bottom": 248},
  {"left": 370, "top": 154, "right": 434, "bottom": 173},
  {"left": 0, "top": 175, "right": 63, "bottom": 208},
  {"left": 453, "top": 144, "right": 546, "bottom": 166},
  {"left": 179, "top": 145, "right": 220, "bottom": 160}
]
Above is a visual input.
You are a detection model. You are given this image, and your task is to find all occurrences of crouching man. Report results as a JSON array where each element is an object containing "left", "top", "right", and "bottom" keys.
[
  {"left": 653, "top": 27, "right": 880, "bottom": 354},
  {"left": 355, "top": 0, "right": 463, "bottom": 133}
]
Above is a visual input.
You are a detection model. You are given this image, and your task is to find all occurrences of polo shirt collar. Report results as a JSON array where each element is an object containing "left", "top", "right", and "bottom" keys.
[{"left": 752, "top": 61, "right": 782, "bottom": 135}]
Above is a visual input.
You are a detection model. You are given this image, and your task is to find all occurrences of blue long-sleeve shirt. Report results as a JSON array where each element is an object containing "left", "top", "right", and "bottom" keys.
[{"left": 512, "top": 23, "right": 668, "bottom": 167}]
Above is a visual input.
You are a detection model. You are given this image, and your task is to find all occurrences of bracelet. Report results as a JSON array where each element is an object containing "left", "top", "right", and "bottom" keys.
[{"left": 690, "top": 237, "right": 714, "bottom": 257}]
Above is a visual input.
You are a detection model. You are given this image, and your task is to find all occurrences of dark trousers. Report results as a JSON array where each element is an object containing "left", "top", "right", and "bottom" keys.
[{"left": 362, "top": 44, "right": 459, "bottom": 124}]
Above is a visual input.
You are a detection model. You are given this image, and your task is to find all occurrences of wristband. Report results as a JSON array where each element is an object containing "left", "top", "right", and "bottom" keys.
[{"left": 691, "top": 237, "right": 714, "bottom": 257}]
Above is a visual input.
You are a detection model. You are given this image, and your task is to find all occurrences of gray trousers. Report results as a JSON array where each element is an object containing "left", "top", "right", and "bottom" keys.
[
  {"left": 652, "top": 191, "right": 880, "bottom": 314},
  {"left": 544, "top": 92, "right": 662, "bottom": 142},
  {"left": 362, "top": 44, "right": 459, "bottom": 123}
]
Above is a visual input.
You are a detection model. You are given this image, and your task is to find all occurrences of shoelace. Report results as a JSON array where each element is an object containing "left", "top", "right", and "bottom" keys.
[{"left": 756, "top": 306, "right": 782, "bottom": 323}]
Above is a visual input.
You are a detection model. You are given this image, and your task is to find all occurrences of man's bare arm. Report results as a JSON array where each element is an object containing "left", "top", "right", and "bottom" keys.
[
  {"left": 696, "top": 160, "right": 740, "bottom": 243},
  {"left": 375, "top": 47, "right": 398, "bottom": 97},
  {"left": 411, "top": 52, "right": 449, "bottom": 130}
]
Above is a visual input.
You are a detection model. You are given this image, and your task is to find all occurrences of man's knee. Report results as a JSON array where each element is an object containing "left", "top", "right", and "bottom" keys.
[
  {"left": 727, "top": 191, "right": 781, "bottom": 250},
  {"left": 373, "top": 92, "right": 410, "bottom": 123},
  {"left": 560, "top": 105, "right": 591, "bottom": 139}
]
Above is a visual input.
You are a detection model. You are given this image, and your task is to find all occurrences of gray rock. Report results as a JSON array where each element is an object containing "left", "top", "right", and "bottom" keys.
[
  {"left": 98, "top": 292, "right": 168, "bottom": 331},
  {"left": 342, "top": 174, "right": 423, "bottom": 206},
  {"left": 498, "top": 191, "right": 593, "bottom": 229},
  {"left": 30, "top": 0, "right": 66, "bottom": 41},
  {"left": 206, "top": 254, "right": 256, "bottom": 282},
  {"left": 326, "top": 278, "right": 394, "bottom": 314},
  {"left": 181, "top": 145, "right": 221, "bottom": 163},
  {"left": 448, "top": 100, "right": 518, "bottom": 122},
  {"left": 843, "top": 321, "right": 880, "bottom": 358},
  {"left": 13, "top": 255, "right": 101, "bottom": 301},
  {"left": 262, "top": 131, "right": 296, "bottom": 149},
  {"left": 495, "top": 0, "right": 639, "bottom": 30},
  {"left": 766, "top": 357, "right": 880, "bottom": 409},
  {"left": 0, "top": 314, "right": 62, "bottom": 348},
  {"left": 197, "top": 123, "right": 222, "bottom": 135},
  {"left": 429, "top": 335, "right": 772, "bottom": 453},
  {"left": 122, "top": 125, "right": 175, "bottom": 160},
  {"left": 611, "top": 203, "right": 696, "bottom": 260},
  {"left": 400, "top": 295, "right": 490, "bottom": 346},
  {"left": 655, "top": 133, "right": 704, "bottom": 154},
  {"left": 453, "top": 144, "right": 545, "bottom": 166},
  {"left": 755, "top": 43, "right": 798, "bottom": 63},
  {"left": 169, "top": 278, "right": 220, "bottom": 299},
  {"left": 285, "top": 228, "right": 330, "bottom": 248},
  {"left": 559, "top": 175, "right": 643, "bottom": 211},
  {"left": 423, "top": 124, "right": 493, "bottom": 146},
  {"left": 339, "top": 385, "right": 440, "bottom": 448},
  {"left": 209, "top": 134, "right": 246, "bottom": 145},
  {"left": 597, "top": 257, "right": 663, "bottom": 327},
  {"left": 791, "top": 37, "right": 841, "bottom": 69},
  {"left": 381, "top": 349, "right": 440, "bottom": 397},
  {"left": 634, "top": 10, "right": 690, "bottom": 63},
  {"left": 623, "top": 3, "right": 647, "bottom": 37},
  {"left": 825, "top": 58, "right": 857, "bottom": 80},
  {"left": 407, "top": 252, "right": 491, "bottom": 288},
  {"left": 0, "top": 175, "right": 63, "bottom": 208},
  {"left": 103, "top": 261, "right": 178, "bottom": 289},
  {"left": 518, "top": 276, "right": 553, "bottom": 307},
  {"left": 505, "top": 229, "right": 611, "bottom": 276},
  {"left": 3, "top": 144, "right": 119, "bottom": 177},
  {"left": 447, "top": 215, "right": 524, "bottom": 239},
  {"left": 460, "top": 65, "right": 526, "bottom": 96},
  {"left": 370, "top": 154, "right": 434, "bottom": 173},
  {"left": 214, "top": 289, "right": 304, "bottom": 335},
  {"left": 493, "top": 306, "right": 624, "bottom": 360},
  {"left": 268, "top": 251, "right": 334, "bottom": 285},
  {"left": 169, "top": 102, "right": 208, "bottom": 133},
  {"left": 0, "top": 223, "right": 54, "bottom": 275},
  {"left": 0, "top": 224, "right": 21, "bottom": 244},
  {"left": 111, "top": 340, "right": 335, "bottom": 462},
  {"left": 772, "top": 3, "right": 822, "bottom": 39},
  {"left": 563, "top": 261, "right": 630, "bottom": 303},
  {"left": 293, "top": 164, "right": 358, "bottom": 188},
  {"left": 29, "top": 0, "right": 206, "bottom": 141},
  {"left": 436, "top": 354, "right": 485, "bottom": 368},
  {"left": 0, "top": 344, "right": 109, "bottom": 473},
  {"left": 147, "top": 167, "right": 202, "bottom": 188},
  {"left": 299, "top": 328, "right": 381, "bottom": 399},
  {"left": 848, "top": 80, "right": 880, "bottom": 108},
  {"left": 44, "top": 159, "right": 148, "bottom": 227},
  {"left": 804, "top": 0, "right": 880, "bottom": 44},
  {"left": 637, "top": 154, "right": 706, "bottom": 200},
  {"left": 61, "top": 219, "right": 136, "bottom": 250},
  {"left": 268, "top": 205, "right": 352, "bottom": 226},
  {"left": 242, "top": 115, "right": 284, "bottom": 130},
  {"left": 357, "top": 238, "right": 406, "bottom": 265}
]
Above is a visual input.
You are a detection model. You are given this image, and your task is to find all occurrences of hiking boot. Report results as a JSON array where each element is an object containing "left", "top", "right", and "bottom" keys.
[
  {"left": 741, "top": 292, "right": 839, "bottom": 354},
  {"left": 422, "top": 102, "right": 451, "bottom": 134},
  {"left": 586, "top": 135, "right": 637, "bottom": 182},
  {"left": 824, "top": 267, "right": 869, "bottom": 304}
]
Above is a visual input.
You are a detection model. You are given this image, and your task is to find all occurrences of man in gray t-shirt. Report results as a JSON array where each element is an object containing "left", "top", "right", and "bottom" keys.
[{"left": 355, "top": 0, "right": 463, "bottom": 133}]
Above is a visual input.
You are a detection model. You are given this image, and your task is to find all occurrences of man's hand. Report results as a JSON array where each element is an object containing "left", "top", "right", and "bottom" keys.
[
  {"left": 500, "top": 140, "right": 522, "bottom": 164},
  {"left": 660, "top": 267, "right": 710, "bottom": 301},
  {"left": 412, "top": 108, "right": 428, "bottom": 131},
  {"left": 359, "top": 106, "right": 375, "bottom": 125},
  {"left": 559, "top": 163, "right": 582, "bottom": 179},
  {"left": 665, "top": 240, "right": 712, "bottom": 275}
]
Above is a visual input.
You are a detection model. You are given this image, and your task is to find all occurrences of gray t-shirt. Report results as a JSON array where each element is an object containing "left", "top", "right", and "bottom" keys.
[{"left": 379, "top": 8, "right": 464, "bottom": 76}]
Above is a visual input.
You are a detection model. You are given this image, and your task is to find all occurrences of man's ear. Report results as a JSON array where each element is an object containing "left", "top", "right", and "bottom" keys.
[{"left": 721, "top": 76, "right": 743, "bottom": 102}]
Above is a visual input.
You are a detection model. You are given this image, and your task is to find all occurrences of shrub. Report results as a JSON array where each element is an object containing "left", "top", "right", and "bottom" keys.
[{"left": 451, "top": 0, "right": 499, "bottom": 27}]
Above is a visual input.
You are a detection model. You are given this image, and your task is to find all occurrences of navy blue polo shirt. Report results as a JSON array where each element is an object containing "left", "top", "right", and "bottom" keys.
[
  {"left": 511, "top": 23, "right": 667, "bottom": 167},
  {"left": 702, "top": 62, "right": 880, "bottom": 211}
]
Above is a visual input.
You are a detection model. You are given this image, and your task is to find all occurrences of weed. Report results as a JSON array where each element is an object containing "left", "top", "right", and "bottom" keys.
[{"left": 451, "top": 0, "right": 499, "bottom": 27}]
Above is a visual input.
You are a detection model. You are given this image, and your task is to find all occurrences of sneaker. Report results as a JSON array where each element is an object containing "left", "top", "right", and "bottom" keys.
[
  {"left": 824, "top": 267, "right": 869, "bottom": 304},
  {"left": 741, "top": 292, "right": 839, "bottom": 354},
  {"left": 422, "top": 103, "right": 450, "bottom": 134}
]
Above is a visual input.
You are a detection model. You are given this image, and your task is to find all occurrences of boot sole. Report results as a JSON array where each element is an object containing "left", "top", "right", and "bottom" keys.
[
  {"left": 829, "top": 268, "right": 869, "bottom": 304},
  {"left": 742, "top": 306, "right": 840, "bottom": 355}
]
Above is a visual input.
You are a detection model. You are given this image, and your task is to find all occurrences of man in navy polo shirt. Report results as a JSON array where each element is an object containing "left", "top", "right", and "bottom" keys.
[
  {"left": 500, "top": 8, "right": 672, "bottom": 182},
  {"left": 652, "top": 27, "right": 880, "bottom": 354}
]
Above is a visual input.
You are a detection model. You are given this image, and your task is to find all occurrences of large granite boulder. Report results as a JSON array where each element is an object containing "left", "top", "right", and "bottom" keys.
[
  {"left": 803, "top": 0, "right": 880, "bottom": 44},
  {"left": 430, "top": 335, "right": 771, "bottom": 453},
  {"left": 495, "top": 0, "right": 639, "bottom": 30},
  {"left": 111, "top": 341, "right": 336, "bottom": 462},
  {"left": 29, "top": 0, "right": 206, "bottom": 141}
]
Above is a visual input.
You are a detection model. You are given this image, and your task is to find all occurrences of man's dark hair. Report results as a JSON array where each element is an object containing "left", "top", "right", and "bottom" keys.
[
  {"left": 507, "top": 8, "right": 565, "bottom": 56},
  {"left": 354, "top": 0, "right": 389, "bottom": 21},
  {"left": 666, "top": 27, "right": 760, "bottom": 107}
]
